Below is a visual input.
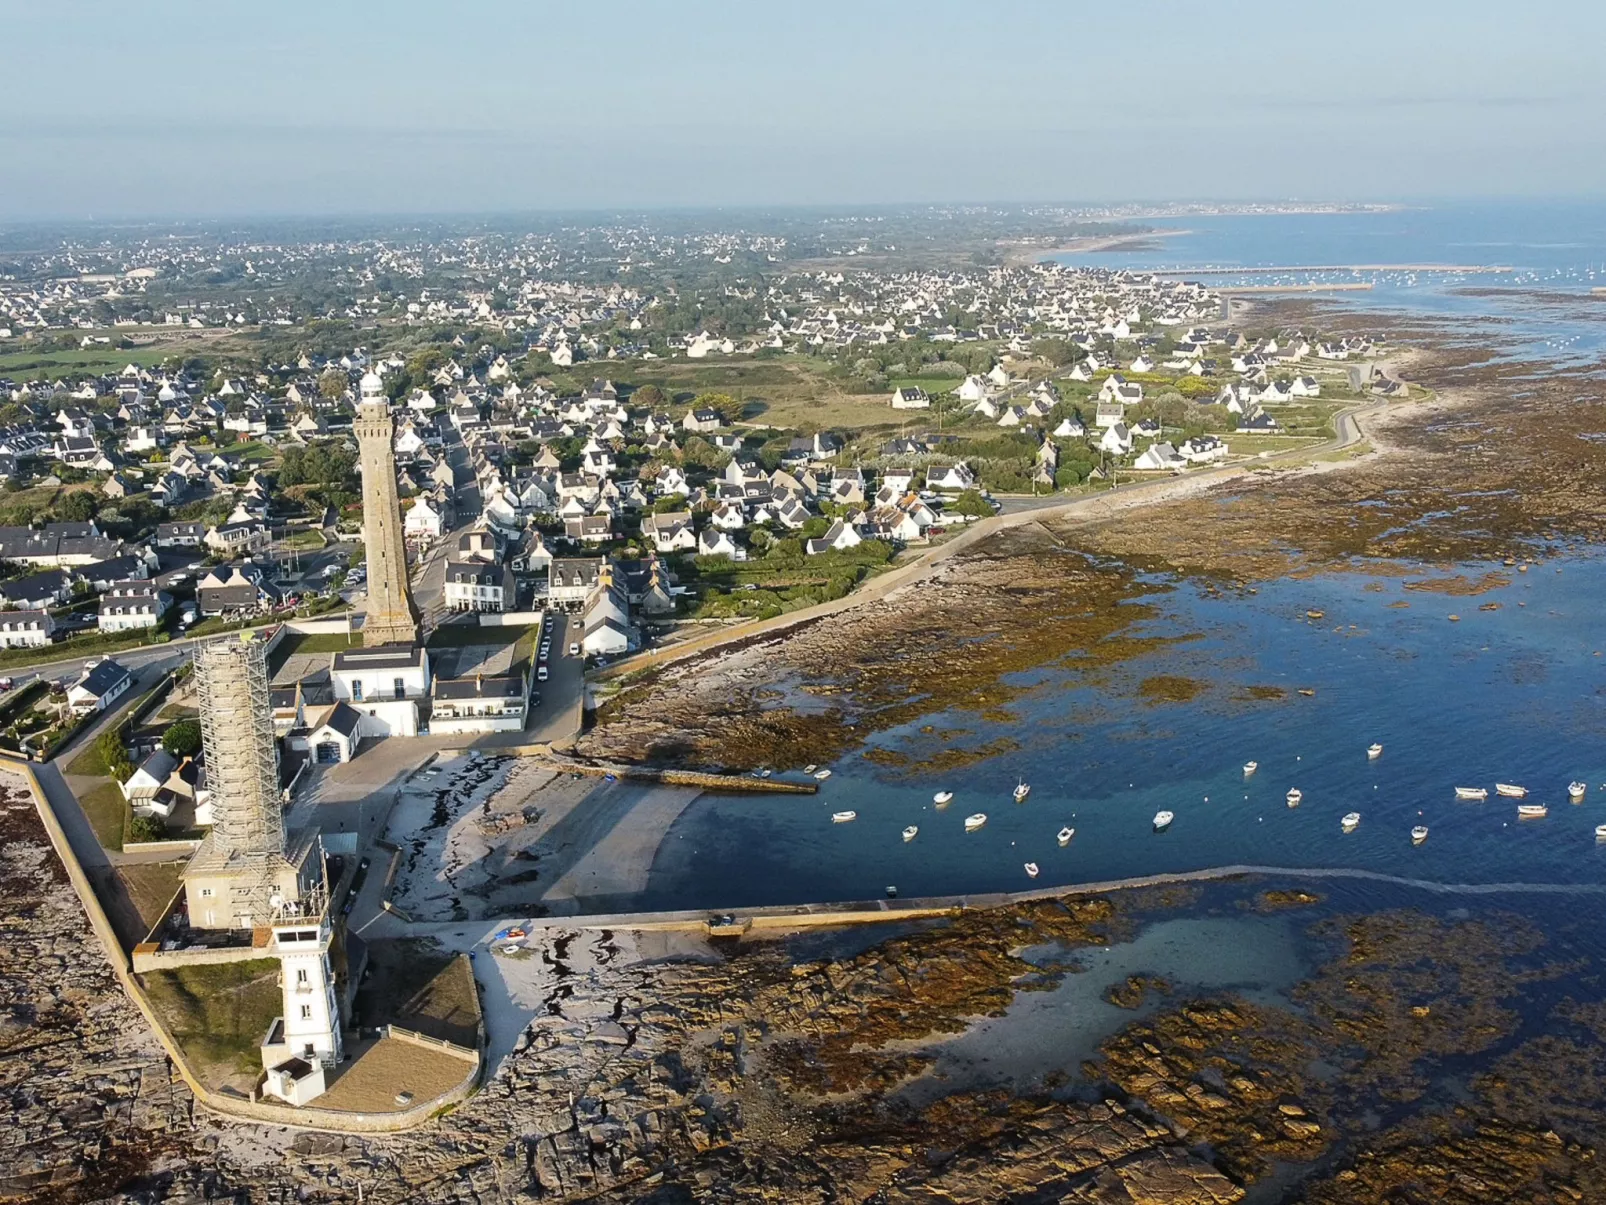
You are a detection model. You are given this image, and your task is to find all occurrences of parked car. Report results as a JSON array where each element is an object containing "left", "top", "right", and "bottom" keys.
[
  {"left": 568, "top": 642, "right": 579, "bottom": 657},
  {"left": 537, "top": 666, "right": 548, "bottom": 682}
]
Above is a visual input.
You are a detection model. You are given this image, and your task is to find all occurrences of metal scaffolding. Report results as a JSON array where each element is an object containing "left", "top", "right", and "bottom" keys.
[{"left": 195, "top": 633, "right": 283, "bottom": 860}]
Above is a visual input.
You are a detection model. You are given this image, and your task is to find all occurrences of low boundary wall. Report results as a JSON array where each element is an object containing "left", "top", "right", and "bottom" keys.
[{"left": 0, "top": 755, "right": 483, "bottom": 1134}]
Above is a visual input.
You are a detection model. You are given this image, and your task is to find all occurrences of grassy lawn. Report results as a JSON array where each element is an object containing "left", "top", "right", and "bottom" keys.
[
  {"left": 281, "top": 528, "right": 326, "bottom": 550},
  {"left": 1227, "top": 433, "right": 1327, "bottom": 457},
  {"left": 354, "top": 939, "right": 480, "bottom": 1048},
  {"left": 142, "top": 959, "right": 282, "bottom": 1085},
  {"left": 77, "top": 780, "right": 128, "bottom": 852},
  {"left": 117, "top": 860, "right": 185, "bottom": 933},
  {"left": 617, "top": 357, "right": 893, "bottom": 431},
  {"left": 266, "top": 629, "right": 358, "bottom": 675},
  {"left": 66, "top": 739, "right": 113, "bottom": 777},
  {"left": 426, "top": 621, "right": 538, "bottom": 649},
  {"left": 0, "top": 345, "right": 173, "bottom": 376}
]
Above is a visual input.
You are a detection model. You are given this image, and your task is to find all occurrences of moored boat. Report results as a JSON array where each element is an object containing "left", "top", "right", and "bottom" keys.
[
  {"left": 1595, "top": 823, "right": 1606, "bottom": 840},
  {"left": 1286, "top": 788, "right": 1303, "bottom": 808},
  {"left": 1517, "top": 803, "right": 1548, "bottom": 819},
  {"left": 760, "top": 768, "right": 772, "bottom": 778},
  {"left": 902, "top": 825, "right": 918, "bottom": 842},
  {"left": 1306, "top": 609, "right": 1325, "bottom": 620},
  {"left": 831, "top": 810, "right": 856, "bottom": 823},
  {"left": 1153, "top": 810, "right": 1175, "bottom": 831},
  {"left": 804, "top": 764, "right": 817, "bottom": 774},
  {"left": 963, "top": 813, "right": 987, "bottom": 831},
  {"left": 814, "top": 768, "right": 832, "bottom": 780},
  {"left": 1057, "top": 826, "right": 1075, "bottom": 846},
  {"left": 1495, "top": 783, "right": 1528, "bottom": 798},
  {"left": 933, "top": 790, "right": 954, "bottom": 805},
  {"left": 1024, "top": 862, "right": 1040, "bottom": 878},
  {"left": 1455, "top": 787, "right": 1488, "bottom": 801},
  {"left": 1570, "top": 781, "right": 1588, "bottom": 801},
  {"left": 1243, "top": 761, "right": 1258, "bottom": 776},
  {"left": 1411, "top": 825, "right": 1430, "bottom": 844},
  {"left": 1341, "top": 811, "right": 1361, "bottom": 831},
  {"left": 1368, "top": 743, "right": 1384, "bottom": 759},
  {"left": 1013, "top": 779, "right": 1031, "bottom": 803}
]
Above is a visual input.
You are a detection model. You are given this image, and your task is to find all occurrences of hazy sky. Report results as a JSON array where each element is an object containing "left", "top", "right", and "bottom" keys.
[{"left": 2, "top": 0, "right": 1602, "bottom": 219}]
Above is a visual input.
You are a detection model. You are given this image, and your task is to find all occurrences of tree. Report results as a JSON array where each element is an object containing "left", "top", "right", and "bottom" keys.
[
  {"left": 95, "top": 730, "right": 134, "bottom": 782},
  {"left": 949, "top": 489, "right": 993, "bottom": 519},
  {"left": 127, "top": 815, "right": 166, "bottom": 843},
  {"left": 318, "top": 369, "right": 349, "bottom": 399},
  {"left": 161, "top": 719, "right": 203, "bottom": 758},
  {"left": 57, "top": 490, "right": 99, "bottom": 523},
  {"left": 692, "top": 391, "right": 744, "bottom": 424},
  {"left": 633, "top": 383, "right": 666, "bottom": 410}
]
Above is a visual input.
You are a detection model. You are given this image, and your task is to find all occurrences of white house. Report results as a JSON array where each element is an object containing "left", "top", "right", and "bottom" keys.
[
  {"left": 925, "top": 462, "right": 976, "bottom": 492},
  {"left": 1179, "top": 435, "right": 1229, "bottom": 464},
  {"left": 805, "top": 519, "right": 862, "bottom": 556},
  {"left": 328, "top": 646, "right": 430, "bottom": 737},
  {"left": 697, "top": 528, "right": 744, "bottom": 560},
  {"left": 98, "top": 580, "right": 171, "bottom": 632},
  {"left": 1098, "top": 422, "right": 1134, "bottom": 456},
  {"left": 68, "top": 658, "right": 133, "bottom": 714},
  {"left": 0, "top": 610, "right": 55, "bottom": 648},
  {"left": 1132, "top": 441, "right": 1186, "bottom": 471},
  {"left": 890, "top": 385, "right": 931, "bottom": 410},
  {"left": 404, "top": 496, "right": 445, "bottom": 539},
  {"left": 643, "top": 511, "right": 696, "bottom": 553}
]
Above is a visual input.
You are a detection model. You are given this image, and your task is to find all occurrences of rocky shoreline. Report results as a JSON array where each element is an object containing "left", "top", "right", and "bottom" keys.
[{"left": 12, "top": 772, "right": 1606, "bottom": 1203}]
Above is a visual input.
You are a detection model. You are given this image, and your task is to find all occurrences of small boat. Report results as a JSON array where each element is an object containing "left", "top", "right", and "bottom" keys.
[
  {"left": 759, "top": 768, "right": 772, "bottom": 779},
  {"left": 1455, "top": 787, "right": 1488, "bottom": 801},
  {"left": 1243, "top": 761, "right": 1258, "bottom": 776},
  {"left": 1306, "top": 609, "right": 1325, "bottom": 620},
  {"left": 1495, "top": 783, "right": 1528, "bottom": 798},
  {"left": 1595, "top": 824, "right": 1606, "bottom": 840},
  {"left": 1297, "top": 688, "right": 1316, "bottom": 697},
  {"left": 1367, "top": 744, "right": 1384, "bottom": 759},
  {"left": 1013, "top": 780, "right": 1031, "bottom": 803},
  {"left": 1024, "top": 862, "right": 1040, "bottom": 878},
  {"left": 1057, "top": 826, "right": 1075, "bottom": 846},
  {"left": 886, "top": 885, "right": 898, "bottom": 898},
  {"left": 1570, "top": 781, "right": 1587, "bottom": 801},
  {"left": 1341, "top": 812, "right": 1361, "bottom": 831},
  {"left": 964, "top": 813, "right": 988, "bottom": 832},
  {"left": 1153, "top": 810, "right": 1175, "bottom": 831},
  {"left": 804, "top": 764, "right": 817, "bottom": 774},
  {"left": 1286, "top": 788, "right": 1303, "bottom": 808},
  {"left": 933, "top": 791, "right": 954, "bottom": 805},
  {"left": 831, "top": 810, "right": 856, "bottom": 823},
  {"left": 1517, "top": 803, "right": 1548, "bottom": 819},
  {"left": 902, "top": 825, "right": 919, "bottom": 842},
  {"left": 814, "top": 769, "right": 832, "bottom": 780},
  {"left": 1411, "top": 825, "right": 1430, "bottom": 844}
]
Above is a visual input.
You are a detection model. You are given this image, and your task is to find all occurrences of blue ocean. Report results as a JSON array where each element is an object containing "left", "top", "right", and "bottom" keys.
[{"left": 634, "top": 202, "right": 1606, "bottom": 914}]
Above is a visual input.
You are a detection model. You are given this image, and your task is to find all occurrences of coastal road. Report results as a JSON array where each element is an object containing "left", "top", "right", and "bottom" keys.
[{"left": 593, "top": 395, "right": 1393, "bottom": 684}]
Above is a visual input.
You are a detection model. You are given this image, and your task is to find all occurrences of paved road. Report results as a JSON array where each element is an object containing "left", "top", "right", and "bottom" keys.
[{"left": 594, "top": 396, "right": 1391, "bottom": 683}]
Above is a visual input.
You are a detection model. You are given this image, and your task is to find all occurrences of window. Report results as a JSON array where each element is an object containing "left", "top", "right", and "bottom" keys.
[
  {"left": 351, "top": 680, "right": 363, "bottom": 702},
  {"left": 296, "top": 968, "right": 308, "bottom": 984},
  {"left": 393, "top": 677, "right": 405, "bottom": 699},
  {"left": 300, "top": 1005, "right": 312, "bottom": 1020},
  {"left": 199, "top": 888, "right": 213, "bottom": 898}
]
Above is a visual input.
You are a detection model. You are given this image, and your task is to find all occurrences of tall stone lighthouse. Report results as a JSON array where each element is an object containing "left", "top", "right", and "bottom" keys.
[{"left": 353, "top": 370, "right": 420, "bottom": 648}]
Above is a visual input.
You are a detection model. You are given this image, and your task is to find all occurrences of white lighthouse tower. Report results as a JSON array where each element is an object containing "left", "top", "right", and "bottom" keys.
[{"left": 259, "top": 889, "right": 345, "bottom": 1105}]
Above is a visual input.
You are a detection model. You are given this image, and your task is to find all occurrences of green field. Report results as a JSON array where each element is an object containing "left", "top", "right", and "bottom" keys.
[
  {"left": 77, "top": 780, "right": 128, "bottom": 851},
  {"left": 142, "top": 959, "right": 283, "bottom": 1083},
  {"left": 0, "top": 344, "right": 174, "bottom": 376}
]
